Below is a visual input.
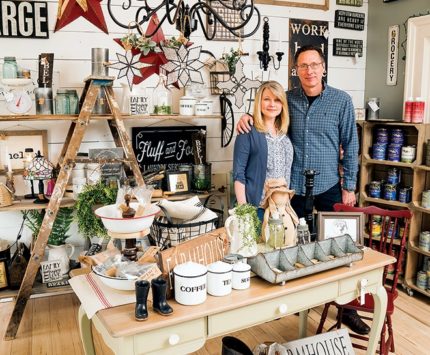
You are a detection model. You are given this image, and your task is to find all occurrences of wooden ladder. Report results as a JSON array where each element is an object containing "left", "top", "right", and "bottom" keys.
[{"left": 4, "top": 76, "right": 144, "bottom": 340}]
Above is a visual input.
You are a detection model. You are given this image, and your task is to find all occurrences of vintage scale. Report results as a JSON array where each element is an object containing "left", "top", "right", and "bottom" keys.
[{"left": 1, "top": 78, "right": 34, "bottom": 114}]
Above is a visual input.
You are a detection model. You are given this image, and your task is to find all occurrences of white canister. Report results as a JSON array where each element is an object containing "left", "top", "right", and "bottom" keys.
[
  {"left": 232, "top": 262, "right": 251, "bottom": 290},
  {"left": 207, "top": 261, "right": 233, "bottom": 297},
  {"left": 174, "top": 262, "right": 207, "bottom": 305},
  {"left": 195, "top": 103, "right": 208, "bottom": 116},
  {"left": 179, "top": 96, "right": 196, "bottom": 116},
  {"left": 401, "top": 145, "right": 416, "bottom": 163},
  {"left": 202, "top": 99, "right": 213, "bottom": 115}
]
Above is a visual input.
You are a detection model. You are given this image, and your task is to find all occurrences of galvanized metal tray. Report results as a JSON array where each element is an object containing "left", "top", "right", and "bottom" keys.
[{"left": 247, "top": 235, "right": 363, "bottom": 285}]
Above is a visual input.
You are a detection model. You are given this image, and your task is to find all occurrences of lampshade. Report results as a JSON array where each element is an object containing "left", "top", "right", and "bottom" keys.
[{"left": 27, "top": 150, "right": 53, "bottom": 180}]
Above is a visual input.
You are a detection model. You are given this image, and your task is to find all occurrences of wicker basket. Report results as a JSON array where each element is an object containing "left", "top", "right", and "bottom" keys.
[{"left": 0, "top": 183, "right": 13, "bottom": 207}]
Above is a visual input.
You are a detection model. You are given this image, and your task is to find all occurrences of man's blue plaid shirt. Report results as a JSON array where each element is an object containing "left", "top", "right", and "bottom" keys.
[{"left": 287, "top": 83, "right": 359, "bottom": 196}]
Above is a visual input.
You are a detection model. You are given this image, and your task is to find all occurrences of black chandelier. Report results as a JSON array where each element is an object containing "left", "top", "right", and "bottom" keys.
[
  {"left": 257, "top": 17, "right": 284, "bottom": 71},
  {"left": 107, "top": 0, "right": 261, "bottom": 40}
]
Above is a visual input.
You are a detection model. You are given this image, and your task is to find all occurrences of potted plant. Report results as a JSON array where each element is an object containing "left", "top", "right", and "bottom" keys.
[{"left": 221, "top": 48, "right": 242, "bottom": 75}]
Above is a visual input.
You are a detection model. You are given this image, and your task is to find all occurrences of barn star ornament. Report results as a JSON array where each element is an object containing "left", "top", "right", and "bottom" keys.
[
  {"left": 217, "top": 58, "right": 261, "bottom": 108},
  {"left": 160, "top": 45, "right": 205, "bottom": 87},
  {"left": 55, "top": 0, "right": 108, "bottom": 33},
  {"left": 108, "top": 51, "right": 148, "bottom": 90}
]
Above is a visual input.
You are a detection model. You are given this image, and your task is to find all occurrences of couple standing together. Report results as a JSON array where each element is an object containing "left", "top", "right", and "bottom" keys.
[{"left": 233, "top": 45, "right": 368, "bottom": 335}]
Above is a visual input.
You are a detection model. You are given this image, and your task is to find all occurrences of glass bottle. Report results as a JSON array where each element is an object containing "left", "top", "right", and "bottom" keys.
[
  {"left": 268, "top": 212, "right": 284, "bottom": 249},
  {"left": 55, "top": 89, "right": 70, "bottom": 114},
  {"left": 152, "top": 75, "right": 172, "bottom": 115},
  {"left": 297, "top": 218, "right": 310, "bottom": 244},
  {"left": 3, "top": 57, "right": 18, "bottom": 79},
  {"left": 66, "top": 90, "right": 80, "bottom": 114}
]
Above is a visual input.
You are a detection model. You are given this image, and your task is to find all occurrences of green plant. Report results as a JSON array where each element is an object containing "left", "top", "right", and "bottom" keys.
[
  {"left": 221, "top": 48, "right": 242, "bottom": 74},
  {"left": 121, "top": 34, "right": 158, "bottom": 55},
  {"left": 234, "top": 203, "right": 261, "bottom": 246},
  {"left": 25, "top": 207, "right": 74, "bottom": 246},
  {"left": 161, "top": 36, "right": 186, "bottom": 49},
  {"left": 75, "top": 182, "right": 117, "bottom": 239}
]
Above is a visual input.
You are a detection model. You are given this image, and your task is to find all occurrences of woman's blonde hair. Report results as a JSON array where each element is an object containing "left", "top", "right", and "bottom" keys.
[{"left": 253, "top": 81, "right": 289, "bottom": 135}]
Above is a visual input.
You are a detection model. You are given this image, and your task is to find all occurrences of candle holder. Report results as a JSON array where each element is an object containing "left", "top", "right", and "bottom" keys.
[{"left": 257, "top": 17, "right": 284, "bottom": 71}]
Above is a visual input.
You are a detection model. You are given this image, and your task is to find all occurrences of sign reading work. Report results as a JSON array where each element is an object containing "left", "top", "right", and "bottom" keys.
[
  {"left": 283, "top": 328, "right": 354, "bottom": 355},
  {"left": 336, "top": 0, "right": 363, "bottom": 6},
  {"left": 132, "top": 126, "right": 207, "bottom": 171},
  {"left": 0, "top": 0, "right": 49, "bottom": 38},
  {"left": 333, "top": 38, "right": 363, "bottom": 57},
  {"left": 335, "top": 10, "right": 365, "bottom": 31}
]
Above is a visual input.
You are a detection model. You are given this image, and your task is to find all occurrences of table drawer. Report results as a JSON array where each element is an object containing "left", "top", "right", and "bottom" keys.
[
  {"left": 339, "top": 269, "right": 382, "bottom": 296},
  {"left": 133, "top": 318, "right": 206, "bottom": 354},
  {"left": 208, "top": 283, "right": 337, "bottom": 337}
]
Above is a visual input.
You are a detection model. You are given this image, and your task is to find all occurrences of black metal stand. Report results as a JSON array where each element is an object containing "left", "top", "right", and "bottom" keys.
[{"left": 304, "top": 169, "right": 319, "bottom": 240}]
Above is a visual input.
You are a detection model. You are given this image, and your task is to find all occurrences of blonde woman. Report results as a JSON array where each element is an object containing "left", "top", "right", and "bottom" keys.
[{"left": 233, "top": 81, "right": 293, "bottom": 219}]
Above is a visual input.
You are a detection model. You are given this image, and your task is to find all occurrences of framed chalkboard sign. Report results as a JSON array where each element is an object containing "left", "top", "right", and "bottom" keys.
[{"left": 132, "top": 126, "right": 207, "bottom": 171}]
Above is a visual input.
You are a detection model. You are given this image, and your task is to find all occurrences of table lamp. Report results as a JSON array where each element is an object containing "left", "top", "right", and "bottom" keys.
[
  {"left": 23, "top": 148, "right": 36, "bottom": 199},
  {"left": 27, "top": 150, "right": 53, "bottom": 204}
]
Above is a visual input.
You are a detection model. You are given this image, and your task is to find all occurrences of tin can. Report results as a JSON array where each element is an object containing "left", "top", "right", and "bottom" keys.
[
  {"left": 419, "top": 231, "right": 430, "bottom": 251},
  {"left": 375, "top": 128, "right": 389, "bottom": 143},
  {"left": 403, "top": 98, "right": 414, "bottom": 122},
  {"left": 390, "top": 128, "right": 404, "bottom": 145},
  {"left": 91, "top": 48, "right": 109, "bottom": 76},
  {"left": 371, "top": 215, "right": 382, "bottom": 238},
  {"left": 387, "top": 143, "right": 402, "bottom": 162},
  {"left": 369, "top": 181, "right": 382, "bottom": 198},
  {"left": 387, "top": 167, "right": 400, "bottom": 184},
  {"left": 398, "top": 187, "right": 412, "bottom": 203},
  {"left": 383, "top": 183, "right": 397, "bottom": 200},
  {"left": 412, "top": 98, "right": 425, "bottom": 123},
  {"left": 417, "top": 270, "right": 427, "bottom": 289},
  {"left": 422, "top": 190, "right": 430, "bottom": 208},
  {"left": 401, "top": 145, "right": 416, "bottom": 163},
  {"left": 372, "top": 143, "right": 387, "bottom": 160}
]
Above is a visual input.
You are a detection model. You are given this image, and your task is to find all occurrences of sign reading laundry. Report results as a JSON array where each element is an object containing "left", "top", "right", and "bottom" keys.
[
  {"left": 132, "top": 126, "right": 207, "bottom": 170},
  {"left": 0, "top": 0, "right": 49, "bottom": 38},
  {"left": 334, "top": 10, "right": 365, "bottom": 31}
]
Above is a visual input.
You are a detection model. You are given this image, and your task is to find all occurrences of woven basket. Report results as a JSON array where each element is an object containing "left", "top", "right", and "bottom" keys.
[{"left": 0, "top": 183, "right": 13, "bottom": 207}]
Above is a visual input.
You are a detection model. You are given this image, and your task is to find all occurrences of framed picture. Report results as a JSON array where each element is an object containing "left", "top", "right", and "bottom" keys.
[
  {"left": 166, "top": 171, "right": 190, "bottom": 194},
  {"left": 317, "top": 212, "right": 364, "bottom": 245},
  {"left": 255, "top": 0, "right": 328, "bottom": 10},
  {"left": 0, "top": 130, "right": 48, "bottom": 173}
]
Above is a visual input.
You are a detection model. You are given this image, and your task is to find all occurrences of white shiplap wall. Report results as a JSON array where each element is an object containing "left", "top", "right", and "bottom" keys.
[{"left": 0, "top": 0, "right": 368, "bottom": 245}]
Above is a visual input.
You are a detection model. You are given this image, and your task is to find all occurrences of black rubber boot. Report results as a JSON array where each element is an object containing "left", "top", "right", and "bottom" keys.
[
  {"left": 221, "top": 336, "right": 253, "bottom": 355},
  {"left": 151, "top": 277, "right": 173, "bottom": 316},
  {"left": 135, "top": 280, "right": 150, "bottom": 321}
]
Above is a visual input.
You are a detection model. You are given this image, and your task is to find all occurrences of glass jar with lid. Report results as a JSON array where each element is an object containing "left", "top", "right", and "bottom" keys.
[
  {"left": 3, "top": 57, "right": 18, "bottom": 79},
  {"left": 267, "top": 212, "right": 284, "bottom": 249},
  {"left": 152, "top": 75, "right": 172, "bottom": 115},
  {"left": 55, "top": 89, "right": 70, "bottom": 114},
  {"left": 66, "top": 90, "right": 80, "bottom": 114}
]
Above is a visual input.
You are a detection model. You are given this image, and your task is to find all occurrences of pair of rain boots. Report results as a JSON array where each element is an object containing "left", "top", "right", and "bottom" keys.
[{"left": 135, "top": 277, "right": 173, "bottom": 321}]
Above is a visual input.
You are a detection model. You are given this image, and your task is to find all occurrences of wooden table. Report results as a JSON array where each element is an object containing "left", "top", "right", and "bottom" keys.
[{"left": 78, "top": 249, "right": 394, "bottom": 355}]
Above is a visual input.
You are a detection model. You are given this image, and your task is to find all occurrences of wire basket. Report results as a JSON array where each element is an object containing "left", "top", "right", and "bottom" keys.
[{"left": 150, "top": 195, "right": 224, "bottom": 250}]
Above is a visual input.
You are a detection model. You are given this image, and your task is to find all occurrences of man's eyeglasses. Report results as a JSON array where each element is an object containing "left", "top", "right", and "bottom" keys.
[{"left": 296, "top": 62, "right": 323, "bottom": 71}]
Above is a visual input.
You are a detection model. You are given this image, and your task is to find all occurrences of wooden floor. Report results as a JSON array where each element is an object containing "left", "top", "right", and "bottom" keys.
[{"left": 0, "top": 288, "right": 429, "bottom": 355}]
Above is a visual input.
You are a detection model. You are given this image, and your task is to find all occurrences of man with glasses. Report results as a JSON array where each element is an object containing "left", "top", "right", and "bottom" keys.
[{"left": 237, "top": 45, "right": 367, "bottom": 335}]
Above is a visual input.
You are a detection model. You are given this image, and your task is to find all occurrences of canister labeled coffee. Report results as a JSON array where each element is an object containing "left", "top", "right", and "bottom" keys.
[{"left": 174, "top": 262, "right": 207, "bottom": 305}]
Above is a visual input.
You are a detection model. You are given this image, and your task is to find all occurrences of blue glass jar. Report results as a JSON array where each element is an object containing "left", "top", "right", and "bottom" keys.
[
  {"left": 55, "top": 89, "right": 70, "bottom": 114},
  {"left": 3, "top": 57, "right": 18, "bottom": 79}
]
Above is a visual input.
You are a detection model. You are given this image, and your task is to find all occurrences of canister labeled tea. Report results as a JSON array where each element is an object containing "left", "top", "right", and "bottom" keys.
[{"left": 207, "top": 261, "right": 232, "bottom": 297}]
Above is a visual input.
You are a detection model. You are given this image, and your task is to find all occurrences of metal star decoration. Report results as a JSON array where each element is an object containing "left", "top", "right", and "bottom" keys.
[
  {"left": 160, "top": 45, "right": 205, "bottom": 87},
  {"left": 217, "top": 58, "right": 261, "bottom": 108},
  {"left": 108, "top": 51, "right": 148, "bottom": 91}
]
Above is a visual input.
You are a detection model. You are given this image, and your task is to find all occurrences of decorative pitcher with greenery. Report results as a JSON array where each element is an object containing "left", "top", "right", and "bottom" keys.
[{"left": 224, "top": 204, "right": 260, "bottom": 257}]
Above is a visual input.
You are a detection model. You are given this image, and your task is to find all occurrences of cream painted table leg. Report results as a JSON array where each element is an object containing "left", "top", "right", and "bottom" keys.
[
  {"left": 78, "top": 305, "right": 96, "bottom": 355},
  {"left": 298, "top": 310, "right": 308, "bottom": 338},
  {"left": 366, "top": 285, "right": 388, "bottom": 355}
]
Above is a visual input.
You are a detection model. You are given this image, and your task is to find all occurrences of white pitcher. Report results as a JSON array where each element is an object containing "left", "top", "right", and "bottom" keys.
[
  {"left": 224, "top": 208, "right": 258, "bottom": 257},
  {"left": 47, "top": 244, "right": 75, "bottom": 275}
]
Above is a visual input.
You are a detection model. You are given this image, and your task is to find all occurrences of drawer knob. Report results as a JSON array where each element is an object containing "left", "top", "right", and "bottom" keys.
[
  {"left": 169, "top": 334, "right": 180, "bottom": 345},
  {"left": 278, "top": 303, "right": 288, "bottom": 314}
]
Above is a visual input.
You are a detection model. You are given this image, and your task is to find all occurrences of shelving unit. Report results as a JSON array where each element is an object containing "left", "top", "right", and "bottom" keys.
[{"left": 358, "top": 121, "right": 430, "bottom": 298}]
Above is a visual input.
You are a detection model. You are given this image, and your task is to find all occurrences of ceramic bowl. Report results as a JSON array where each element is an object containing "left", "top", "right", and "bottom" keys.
[
  {"left": 92, "top": 266, "right": 136, "bottom": 291},
  {"left": 95, "top": 203, "right": 160, "bottom": 233}
]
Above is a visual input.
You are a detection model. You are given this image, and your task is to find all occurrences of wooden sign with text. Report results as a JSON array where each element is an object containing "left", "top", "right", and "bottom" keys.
[
  {"left": 40, "top": 260, "right": 62, "bottom": 283},
  {"left": 333, "top": 38, "right": 363, "bottom": 57},
  {"left": 0, "top": 0, "right": 49, "bottom": 38},
  {"left": 336, "top": 0, "right": 363, "bottom": 6},
  {"left": 335, "top": 10, "right": 365, "bottom": 31},
  {"left": 158, "top": 228, "right": 229, "bottom": 293}
]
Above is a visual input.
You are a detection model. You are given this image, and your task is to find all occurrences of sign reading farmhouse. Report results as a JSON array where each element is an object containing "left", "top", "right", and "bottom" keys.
[
  {"left": 333, "top": 38, "right": 363, "bottom": 57},
  {"left": 335, "top": 10, "right": 365, "bottom": 31},
  {"left": 0, "top": 0, "right": 49, "bottom": 38},
  {"left": 132, "top": 126, "right": 207, "bottom": 170}
]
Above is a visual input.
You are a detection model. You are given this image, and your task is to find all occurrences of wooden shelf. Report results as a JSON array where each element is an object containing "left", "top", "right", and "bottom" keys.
[
  {"left": 0, "top": 114, "right": 222, "bottom": 122},
  {"left": 0, "top": 197, "right": 75, "bottom": 212},
  {"left": 405, "top": 279, "right": 430, "bottom": 297},
  {"left": 361, "top": 193, "right": 410, "bottom": 208},
  {"left": 0, "top": 278, "right": 72, "bottom": 301},
  {"left": 362, "top": 155, "right": 416, "bottom": 168},
  {"left": 364, "top": 234, "right": 403, "bottom": 246},
  {"left": 408, "top": 240, "right": 430, "bottom": 257},
  {"left": 411, "top": 201, "right": 430, "bottom": 214},
  {"left": 416, "top": 165, "right": 430, "bottom": 171}
]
